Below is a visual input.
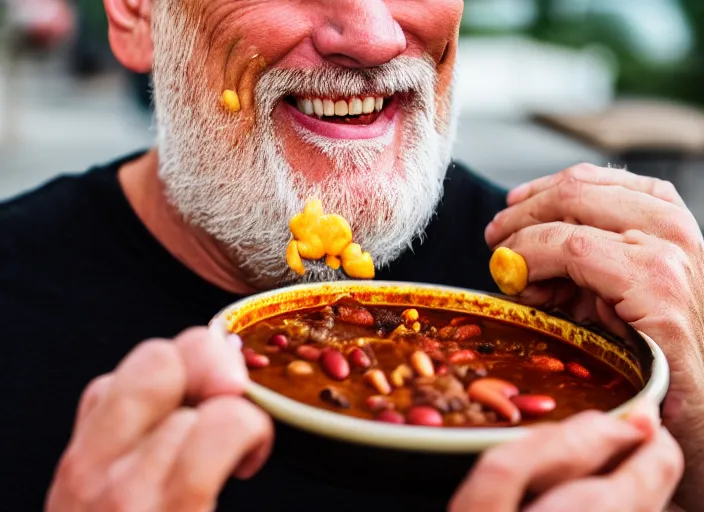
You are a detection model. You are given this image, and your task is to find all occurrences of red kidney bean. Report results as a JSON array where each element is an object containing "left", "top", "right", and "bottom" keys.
[
  {"left": 567, "top": 362, "right": 591, "bottom": 379},
  {"left": 348, "top": 348, "right": 371, "bottom": 369},
  {"left": 407, "top": 406, "right": 444, "bottom": 427},
  {"left": 269, "top": 334, "right": 289, "bottom": 349},
  {"left": 243, "top": 348, "right": 269, "bottom": 369},
  {"left": 468, "top": 378, "right": 520, "bottom": 424},
  {"left": 319, "top": 348, "right": 350, "bottom": 381},
  {"left": 336, "top": 305, "right": 375, "bottom": 326},
  {"left": 529, "top": 355, "right": 565, "bottom": 372},
  {"left": 449, "top": 316, "right": 470, "bottom": 327},
  {"left": 449, "top": 349, "right": 477, "bottom": 365},
  {"left": 366, "top": 395, "right": 393, "bottom": 412},
  {"left": 376, "top": 410, "right": 405, "bottom": 424},
  {"left": 511, "top": 395, "right": 556, "bottom": 416},
  {"left": 296, "top": 345, "right": 322, "bottom": 362},
  {"left": 454, "top": 324, "right": 482, "bottom": 341}
]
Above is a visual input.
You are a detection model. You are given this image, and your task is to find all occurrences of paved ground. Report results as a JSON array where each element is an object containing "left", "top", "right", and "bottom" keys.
[{"left": 3, "top": 56, "right": 701, "bottom": 226}]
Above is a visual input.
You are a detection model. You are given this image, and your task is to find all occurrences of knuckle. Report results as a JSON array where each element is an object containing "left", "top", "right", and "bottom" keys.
[
  {"left": 178, "top": 477, "right": 214, "bottom": 510},
  {"left": 564, "top": 228, "right": 593, "bottom": 258},
  {"left": 622, "top": 229, "right": 648, "bottom": 245},
  {"left": 653, "top": 244, "right": 691, "bottom": 292},
  {"left": 565, "top": 162, "right": 597, "bottom": 180},
  {"left": 204, "top": 397, "right": 273, "bottom": 441},
  {"left": 100, "top": 485, "right": 151, "bottom": 512},
  {"left": 129, "top": 341, "right": 185, "bottom": 397},
  {"left": 176, "top": 326, "right": 212, "bottom": 345},
  {"left": 474, "top": 449, "right": 520, "bottom": 483},
  {"left": 79, "top": 374, "right": 112, "bottom": 409},
  {"left": 557, "top": 176, "right": 583, "bottom": 204},
  {"left": 651, "top": 178, "right": 681, "bottom": 203},
  {"left": 54, "top": 449, "right": 101, "bottom": 504}
]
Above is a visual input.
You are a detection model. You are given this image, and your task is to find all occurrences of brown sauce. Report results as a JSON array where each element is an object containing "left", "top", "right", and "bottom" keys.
[{"left": 238, "top": 300, "right": 638, "bottom": 427}]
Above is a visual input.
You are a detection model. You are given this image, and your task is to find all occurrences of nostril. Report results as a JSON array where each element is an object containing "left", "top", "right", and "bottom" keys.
[{"left": 325, "top": 53, "right": 364, "bottom": 68}]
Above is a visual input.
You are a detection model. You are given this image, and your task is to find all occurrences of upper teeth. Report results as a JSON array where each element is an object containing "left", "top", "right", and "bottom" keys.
[{"left": 295, "top": 96, "right": 386, "bottom": 117}]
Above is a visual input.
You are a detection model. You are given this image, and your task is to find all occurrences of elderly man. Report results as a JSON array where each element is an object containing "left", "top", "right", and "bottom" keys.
[{"left": 1, "top": 0, "right": 701, "bottom": 510}]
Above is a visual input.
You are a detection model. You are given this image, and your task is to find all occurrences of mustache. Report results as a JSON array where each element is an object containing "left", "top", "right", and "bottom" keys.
[{"left": 253, "top": 55, "right": 438, "bottom": 116}]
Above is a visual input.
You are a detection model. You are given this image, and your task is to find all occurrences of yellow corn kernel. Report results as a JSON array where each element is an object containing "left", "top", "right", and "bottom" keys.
[
  {"left": 221, "top": 89, "right": 241, "bottom": 112},
  {"left": 401, "top": 309, "right": 419, "bottom": 323},
  {"left": 412, "top": 322, "right": 421, "bottom": 332},
  {"left": 325, "top": 254, "right": 341, "bottom": 270},
  {"left": 489, "top": 247, "right": 528, "bottom": 296},
  {"left": 286, "top": 240, "right": 305, "bottom": 275}
]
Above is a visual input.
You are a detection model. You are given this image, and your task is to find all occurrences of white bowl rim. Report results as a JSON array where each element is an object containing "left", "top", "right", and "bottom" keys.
[{"left": 209, "top": 280, "right": 670, "bottom": 454}]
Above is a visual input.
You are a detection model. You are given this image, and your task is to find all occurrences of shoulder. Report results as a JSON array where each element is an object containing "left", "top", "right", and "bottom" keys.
[{"left": 0, "top": 152, "right": 143, "bottom": 260}]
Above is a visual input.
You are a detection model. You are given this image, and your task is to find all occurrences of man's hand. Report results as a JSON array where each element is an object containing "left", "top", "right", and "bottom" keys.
[
  {"left": 45, "top": 327, "right": 273, "bottom": 512},
  {"left": 449, "top": 402, "right": 683, "bottom": 512},
  {"left": 484, "top": 163, "right": 704, "bottom": 509}
]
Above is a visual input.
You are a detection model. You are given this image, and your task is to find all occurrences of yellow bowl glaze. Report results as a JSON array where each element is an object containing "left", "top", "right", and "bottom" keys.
[{"left": 209, "top": 281, "right": 669, "bottom": 454}]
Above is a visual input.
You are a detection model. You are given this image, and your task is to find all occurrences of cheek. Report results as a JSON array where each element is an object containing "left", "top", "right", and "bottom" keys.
[
  {"left": 392, "top": 0, "right": 463, "bottom": 129},
  {"left": 183, "top": 2, "right": 312, "bottom": 92}
]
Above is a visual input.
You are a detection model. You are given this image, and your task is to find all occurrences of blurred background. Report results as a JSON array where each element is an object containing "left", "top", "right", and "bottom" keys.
[{"left": 1, "top": 0, "right": 703, "bottom": 224}]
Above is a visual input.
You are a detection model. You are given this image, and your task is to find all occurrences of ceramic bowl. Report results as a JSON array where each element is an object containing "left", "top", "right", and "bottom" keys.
[{"left": 209, "top": 280, "right": 669, "bottom": 455}]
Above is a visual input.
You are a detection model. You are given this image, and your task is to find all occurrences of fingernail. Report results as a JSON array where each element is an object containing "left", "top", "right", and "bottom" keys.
[{"left": 227, "top": 334, "right": 243, "bottom": 351}]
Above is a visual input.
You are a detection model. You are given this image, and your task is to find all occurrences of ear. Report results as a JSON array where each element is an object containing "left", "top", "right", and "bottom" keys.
[{"left": 104, "top": 0, "right": 153, "bottom": 73}]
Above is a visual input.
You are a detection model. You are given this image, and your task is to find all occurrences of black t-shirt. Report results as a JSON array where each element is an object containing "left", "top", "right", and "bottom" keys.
[{"left": 0, "top": 152, "right": 507, "bottom": 510}]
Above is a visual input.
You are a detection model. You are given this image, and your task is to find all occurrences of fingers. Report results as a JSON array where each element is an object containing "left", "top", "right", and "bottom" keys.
[
  {"left": 173, "top": 327, "right": 248, "bottom": 401},
  {"left": 74, "top": 374, "right": 113, "bottom": 428},
  {"left": 498, "top": 223, "right": 638, "bottom": 307},
  {"left": 163, "top": 396, "right": 274, "bottom": 512},
  {"left": 65, "top": 328, "right": 248, "bottom": 490},
  {"left": 68, "top": 340, "right": 188, "bottom": 480},
  {"left": 525, "top": 427, "right": 684, "bottom": 512},
  {"left": 100, "top": 409, "right": 199, "bottom": 511},
  {"left": 507, "top": 163, "right": 686, "bottom": 208},
  {"left": 448, "top": 410, "right": 649, "bottom": 512},
  {"left": 486, "top": 181, "right": 686, "bottom": 249}
]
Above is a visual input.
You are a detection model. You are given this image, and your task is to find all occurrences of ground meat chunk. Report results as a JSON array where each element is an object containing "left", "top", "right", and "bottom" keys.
[{"left": 372, "top": 308, "right": 403, "bottom": 333}]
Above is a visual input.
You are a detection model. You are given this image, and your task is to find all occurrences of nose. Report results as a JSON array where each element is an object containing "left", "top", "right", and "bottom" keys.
[{"left": 313, "top": 0, "right": 407, "bottom": 68}]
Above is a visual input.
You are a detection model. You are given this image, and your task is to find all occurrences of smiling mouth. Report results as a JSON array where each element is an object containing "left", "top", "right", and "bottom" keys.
[{"left": 285, "top": 94, "right": 393, "bottom": 126}]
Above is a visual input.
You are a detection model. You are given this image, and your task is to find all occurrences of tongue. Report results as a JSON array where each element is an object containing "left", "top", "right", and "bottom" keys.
[{"left": 323, "top": 111, "right": 381, "bottom": 125}]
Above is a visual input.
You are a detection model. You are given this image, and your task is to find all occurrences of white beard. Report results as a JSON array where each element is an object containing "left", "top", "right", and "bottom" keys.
[{"left": 150, "top": 4, "right": 458, "bottom": 289}]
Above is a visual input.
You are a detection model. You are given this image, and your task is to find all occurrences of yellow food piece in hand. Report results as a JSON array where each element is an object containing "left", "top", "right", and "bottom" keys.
[
  {"left": 286, "top": 240, "right": 305, "bottom": 276},
  {"left": 325, "top": 255, "right": 341, "bottom": 270},
  {"left": 490, "top": 247, "right": 528, "bottom": 296},
  {"left": 341, "top": 243, "right": 375, "bottom": 279},
  {"left": 221, "top": 89, "right": 241, "bottom": 112},
  {"left": 289, "top": 199, "right": 353, "bottom": 260}
]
